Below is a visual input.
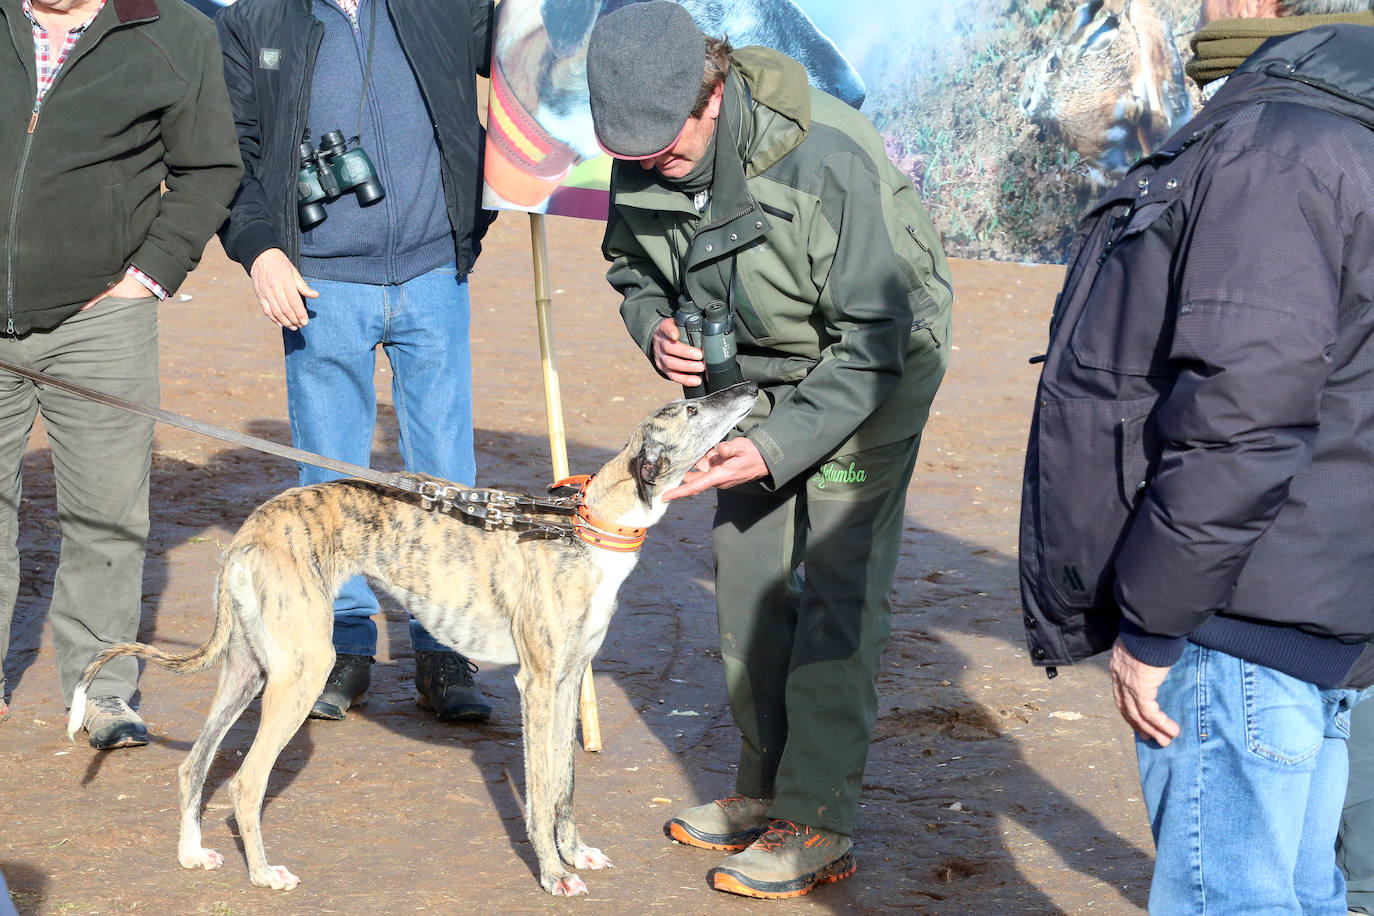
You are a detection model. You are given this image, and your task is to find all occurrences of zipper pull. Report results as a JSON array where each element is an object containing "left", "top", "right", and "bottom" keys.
[
  {"left": 6, "top": 318, "right": 14, "bottom": 335},
  {"left": 27, "top": 102, "right": 39, "bottom": 134}
]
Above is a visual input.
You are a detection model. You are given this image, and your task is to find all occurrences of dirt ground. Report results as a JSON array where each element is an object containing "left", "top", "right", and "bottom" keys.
[{"left": 0, "top": 214, "right": 1154, "bottom": 915}]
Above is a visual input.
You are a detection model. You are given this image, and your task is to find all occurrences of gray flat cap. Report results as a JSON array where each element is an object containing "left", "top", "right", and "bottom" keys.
[{"left": 586, "top": 1, "right": 705, "bottom": 159}]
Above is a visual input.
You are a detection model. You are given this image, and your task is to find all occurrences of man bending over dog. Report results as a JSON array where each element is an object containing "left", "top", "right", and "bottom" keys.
[{"left": 587, "top": 2, "right": 953, "bottom": 898}]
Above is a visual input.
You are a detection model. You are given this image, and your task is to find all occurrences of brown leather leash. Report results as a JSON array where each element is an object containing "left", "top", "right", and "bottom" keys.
[
  {"left": 0, "top": 356, "right": 421, "bottom": 494},
  {"left": 0, "top": 357, "right": 641, "bottom": 548}
]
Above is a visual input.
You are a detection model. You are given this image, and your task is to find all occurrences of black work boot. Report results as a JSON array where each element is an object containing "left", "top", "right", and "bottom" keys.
[
  {"left": 415, "top": 650, "right": 491, "bottom": 722},
  {"left": 310, "top": 653, "right": 373, "bottom": 720}
]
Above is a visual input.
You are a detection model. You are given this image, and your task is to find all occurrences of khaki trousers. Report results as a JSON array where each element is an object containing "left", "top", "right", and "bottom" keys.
[{"left": 0, "top": 297, "right": 158, "bottom": 705}]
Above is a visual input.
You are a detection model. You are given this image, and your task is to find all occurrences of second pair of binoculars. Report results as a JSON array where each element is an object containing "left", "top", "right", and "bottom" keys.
[
  {"left": 297, "top": 130, "right": 385, "bottom": 230},
  {"left": 674, "top": 297, "right": 745, "bottom": 398}
]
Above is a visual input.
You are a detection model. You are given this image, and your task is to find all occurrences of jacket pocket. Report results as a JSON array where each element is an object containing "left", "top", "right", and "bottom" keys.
[
  {"left": 1032, "top": 393, "right": 1159, "bottom": 620},
  {"left": 1117, "top": 411, "right": 1158, "bottom": 507},
  {"left": 102, "top": 184, "right": 128, "bottom": 276},
  {"left": 1069, "top": 198, "right": 1183, "bottom": 377},
  {"left": 890, "top": 184, "right": 952, "bottom": 322},
  {"left": 731, "top": 270, "right": 776, "bottom": 345},
  {"left": 737, "top": 353, "right": 818, "bottom": 385},
  {"left": 902, "top": 225, "right": 952, "bottom": 325}
]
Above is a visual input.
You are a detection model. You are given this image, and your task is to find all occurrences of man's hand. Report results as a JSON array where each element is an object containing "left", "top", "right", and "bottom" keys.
[
  {"left": 663, "top": 436, "right": 768, "bottom": 501},
  {"left": 650, "top": 316, "right": 705, "bottom": 388},
  {"left": 80, "top": 273, "right": 155, "bottom": 311},
  {"left": 1109, "top": 638, "right": 1181, "bottom": 746},
  {"left": 250, "top": 248, "right": 317, "bottom": 330}
]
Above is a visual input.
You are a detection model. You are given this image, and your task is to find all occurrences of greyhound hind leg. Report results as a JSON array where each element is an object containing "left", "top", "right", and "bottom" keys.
[
  {"left": 179, "top": 636, "right": 264, "bottom": 871},
  {"left": 228, "top": 603, "right": 334, "bottom": 891}
]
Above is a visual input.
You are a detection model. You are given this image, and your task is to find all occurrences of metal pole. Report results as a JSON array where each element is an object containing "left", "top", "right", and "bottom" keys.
[{"left": 529, "top": 212, "right": 602, "bottom": 753}]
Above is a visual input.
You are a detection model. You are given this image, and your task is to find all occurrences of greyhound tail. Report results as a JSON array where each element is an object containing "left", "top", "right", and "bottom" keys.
[{"left": 66, "top": 561, "right": 241, "bottom": 743}]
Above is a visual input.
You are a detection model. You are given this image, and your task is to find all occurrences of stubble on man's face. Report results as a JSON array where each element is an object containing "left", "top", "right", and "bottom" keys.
[
  {"left": 31, "top": 0, "right": 105, "bottom": 22},
  {"left": 641, "top": 112, "right": 717, "bottom": 178},
  {"left": 1201, "top": 0, "right": 1230, "bottom": 23},
  {"left": 640, "top": 83, "right": 724, "bottom": 180}
]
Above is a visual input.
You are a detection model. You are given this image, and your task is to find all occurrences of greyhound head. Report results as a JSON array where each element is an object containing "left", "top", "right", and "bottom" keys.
[{"left": 585, "top": 382, "right": 758, "bottom": 528}]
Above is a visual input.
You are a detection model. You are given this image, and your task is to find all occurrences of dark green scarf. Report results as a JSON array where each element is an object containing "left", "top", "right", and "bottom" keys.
[
  {"left": 1188, "top": 12, "right": 1374, "bottom": 87},
  {"left": 663, "top": 123, "right": 717, "bottom": 196}
]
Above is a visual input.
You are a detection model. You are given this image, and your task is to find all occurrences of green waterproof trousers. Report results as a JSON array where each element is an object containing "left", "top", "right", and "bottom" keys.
[{"left": 712, "top": 322, "right": 949, "bottom": 836}]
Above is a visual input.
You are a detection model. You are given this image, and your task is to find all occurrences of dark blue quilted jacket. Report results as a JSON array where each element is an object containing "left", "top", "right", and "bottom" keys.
[{"left": 1019, "top": 25, "right": 1374, "bottom": 689}]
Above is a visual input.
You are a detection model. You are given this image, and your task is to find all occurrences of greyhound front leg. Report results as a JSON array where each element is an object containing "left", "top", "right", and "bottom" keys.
[
  {"left": 518, "top": 666, "right": 588, "bottom": 896},
  {"left": 553, "top": 665, "right": 611, "bottom": 871}
]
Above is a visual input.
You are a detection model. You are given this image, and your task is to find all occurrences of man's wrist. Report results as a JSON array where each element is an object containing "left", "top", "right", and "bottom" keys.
[
  {"left": 125, "top": 265, "right": 168, "bottom": 300},
  {"left": 1117, "top": 619, "right": 1186, "bottom": 668}
]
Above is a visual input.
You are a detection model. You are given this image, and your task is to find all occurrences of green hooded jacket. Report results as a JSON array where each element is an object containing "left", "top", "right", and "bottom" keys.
[{"left": 603, "top": 45, "right": 952, "bottom": 487}]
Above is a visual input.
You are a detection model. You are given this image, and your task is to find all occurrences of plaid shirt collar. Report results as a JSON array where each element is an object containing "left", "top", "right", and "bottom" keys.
[
  {"left": 24, "top": 0, "right": 108, "bottom": 100},
  {"left": 333, "top": 0, "right": 359, "bottom": 26}
]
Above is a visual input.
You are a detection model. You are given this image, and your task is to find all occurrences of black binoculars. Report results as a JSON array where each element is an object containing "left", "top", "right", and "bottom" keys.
[
  {"left": 674, "top": 297, "right": 744, "bottom": 398},
  {"left": 297, "top": 130, "right": 385, "bottom": 230}
]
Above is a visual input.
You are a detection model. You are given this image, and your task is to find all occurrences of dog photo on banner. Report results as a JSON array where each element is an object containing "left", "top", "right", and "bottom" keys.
[{"left": 480, "top": 0, "right": 1208, "bottom": 264}]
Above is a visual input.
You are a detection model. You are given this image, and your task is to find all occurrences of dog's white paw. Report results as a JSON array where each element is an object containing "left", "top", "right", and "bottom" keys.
[
  {"left": 179, "top": 848, "right": 223, "bottom": 871},
  {"left": 549, "top": 874, "right": 588, "bottom": 896},
  {"left": 250, "top": 864, "right": 300, "bottom": 890},
  {"left": 573, "top": 846, "right": 612, "bottom": 870}
]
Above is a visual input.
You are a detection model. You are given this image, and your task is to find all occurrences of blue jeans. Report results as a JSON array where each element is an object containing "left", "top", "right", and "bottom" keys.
[
  {"left": 284, "top": 264, "right": 473, "bottom": 657},
  {"left": 1138, "top": 642, "right": 1357, "bottom": 915}
]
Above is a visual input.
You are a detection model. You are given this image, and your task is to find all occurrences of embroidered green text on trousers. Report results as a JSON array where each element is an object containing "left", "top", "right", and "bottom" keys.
[{"left": 814, "top": 462, "right": 866, "bottom": 489}]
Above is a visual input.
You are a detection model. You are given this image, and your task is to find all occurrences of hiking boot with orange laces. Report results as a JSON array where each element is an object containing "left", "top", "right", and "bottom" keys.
[
  {"left": 664, "top": 794, "right": 772, "bottom": 850},
  {"left": 707, "top": 819, "right": 856, "bottom": 898}
]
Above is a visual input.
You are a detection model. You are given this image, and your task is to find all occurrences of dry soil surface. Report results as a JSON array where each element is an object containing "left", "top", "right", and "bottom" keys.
[{"left": 2, "top": 214, "right": 1153, "bottom": 915}]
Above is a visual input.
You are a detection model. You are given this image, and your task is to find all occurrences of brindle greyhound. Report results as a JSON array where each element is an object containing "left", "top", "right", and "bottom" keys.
[{"left": 68, "top": 383, "right": 758, "bottom": 896}]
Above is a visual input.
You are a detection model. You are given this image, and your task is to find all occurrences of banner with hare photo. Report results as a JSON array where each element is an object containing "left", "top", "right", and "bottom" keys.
[{"left": 480, "top": 0, "right": 1206, "bottom": 265}]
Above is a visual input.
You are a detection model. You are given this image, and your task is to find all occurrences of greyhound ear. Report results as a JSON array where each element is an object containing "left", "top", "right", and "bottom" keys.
[
  {"left": 541, "top": 0, "right": 603, "bottom": 59},
  {"left": 629, "top": 439, "right": 666, "bottom": 504}
]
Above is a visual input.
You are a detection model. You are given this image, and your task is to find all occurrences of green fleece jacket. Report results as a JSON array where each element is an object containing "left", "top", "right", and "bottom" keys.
[
  {"left": 603, "top": 46, "right": 953, "bottom": 487},
  {"left": 0, "top": 0, "right": 242, "bottom": 333}
]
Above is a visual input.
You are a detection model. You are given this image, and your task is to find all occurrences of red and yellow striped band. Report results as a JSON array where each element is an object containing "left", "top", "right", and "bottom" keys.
[{"left": 484, "top": 58, "right": 582, "bottom": 207}]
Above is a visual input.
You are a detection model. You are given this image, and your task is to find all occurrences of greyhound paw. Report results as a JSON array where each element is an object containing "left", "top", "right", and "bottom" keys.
[
  {"left": 549, "top": 874, "right": 589, "bottom": 896},
  {"left": 179, "top": 848, "right": 224, "bottom": 871},
  {"left": 251, "top": 865, "right": 300, "bottom": 890},
  {"left": 573, "top": 846, "right": 612, "bottom": 870}
]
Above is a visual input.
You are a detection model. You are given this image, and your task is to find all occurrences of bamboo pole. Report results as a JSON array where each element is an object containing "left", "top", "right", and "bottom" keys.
[{"left": 528, "top": 212, "right": 602, "bottom": 753}]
